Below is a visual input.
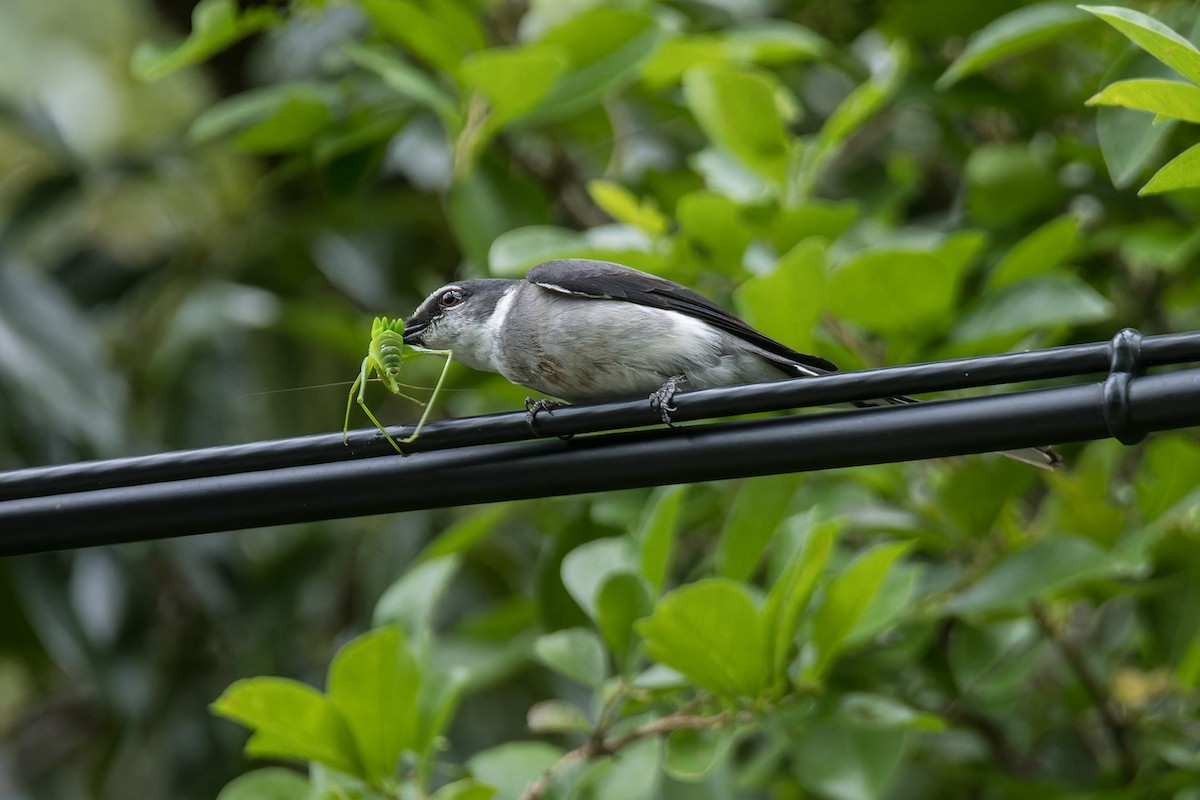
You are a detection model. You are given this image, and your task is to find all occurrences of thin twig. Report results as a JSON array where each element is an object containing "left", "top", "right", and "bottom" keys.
[
  {"left": 1030, "top": 600, "right": 1137, "bottom": 782},
  {"left": 518, "top": 710, "right": 741, "bottom": 800}
]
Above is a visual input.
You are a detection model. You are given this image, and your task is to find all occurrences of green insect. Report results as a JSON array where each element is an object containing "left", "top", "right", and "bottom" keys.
[{"left": 343, "top": 316, "right": 453, "bottom": 452}]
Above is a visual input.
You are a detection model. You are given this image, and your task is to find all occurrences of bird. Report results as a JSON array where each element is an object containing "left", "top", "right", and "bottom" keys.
[{"left": 402, "top": 258, "right": 1060, "bottom": 469}]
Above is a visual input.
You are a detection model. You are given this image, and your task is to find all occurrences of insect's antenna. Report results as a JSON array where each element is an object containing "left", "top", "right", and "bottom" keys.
[{"left": 242, "top": 380, "right": 359, "bottom": 397}]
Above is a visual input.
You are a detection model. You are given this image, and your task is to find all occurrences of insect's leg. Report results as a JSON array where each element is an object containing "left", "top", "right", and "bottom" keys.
[
  {"left": 343, "top": 358, "right": 369, "bottom": 445},
  {"left": 400, "top": 349, "right": 453, "bottom": 444},
  {"left": 353, "top": 359, "right": 404, "bottom": 454}
]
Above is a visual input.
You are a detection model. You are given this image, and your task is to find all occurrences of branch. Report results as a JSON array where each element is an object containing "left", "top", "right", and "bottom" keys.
[
  {"left": 1030, "top": 601, "right": 1136, "bottom": 782},
  {"left": 518, "top": 710, "right": 740, "bottom": 800}
]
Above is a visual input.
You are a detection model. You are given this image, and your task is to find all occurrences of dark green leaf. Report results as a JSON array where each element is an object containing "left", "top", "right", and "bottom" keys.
[
  {"left": 991, "top": 216, "right": 1080, "bottom": 287},
  {"left": 735, "top": 239, "right": 827, "bottom": 354},
  {"left": 636, "top": 485, "right": 687, "bottom": 593},
  {"left": 596, "top": 572, "right": 654, "bottom": 668},
  {"left": 945, "top": 536, "right": 1111, "bottom": 615},
  {"left": 937, "top": 4, "right": 1088, "bottom": 89},
  {"left": 792, "top": 723, "right": 909, "bottom": 800},
  {"left": 372, "top": 556, "right": 460, "bottom": 639},
  {"left": 361, "top": 0, "right": 476, "bottom": 73},
  {"left": 131, "top": 0, "right": 278, "bottom": 82},
  {"left": 663, "top": 727, "right": 735, "bottom": 781},
  {"left": 716, "top": 475, "right": 800, "bottom": 582},
  {"left": 827, "top": 251, "right": 966, "bottom": 334},
  {"left": 952, "top": 274, "right": 1113, "bottom": 341},
  {"left": 764, "top": 519, "right": 839, "bottom": 685}
]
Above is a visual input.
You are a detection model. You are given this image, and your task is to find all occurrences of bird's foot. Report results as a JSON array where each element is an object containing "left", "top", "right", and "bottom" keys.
[
  {"left": 525, "top": 397, "right": 567, "bottom": 437},
  {"left": 649, "top": 374, "right": 687, "bottom": 426}
]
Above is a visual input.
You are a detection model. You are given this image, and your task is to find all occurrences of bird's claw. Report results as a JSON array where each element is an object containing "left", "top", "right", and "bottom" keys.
[
  {"left": 525, "top": 397, "right": 567, "bottom": 437},
  {"left": 649, "top": 375, "right": 687, "bottom": 426}
]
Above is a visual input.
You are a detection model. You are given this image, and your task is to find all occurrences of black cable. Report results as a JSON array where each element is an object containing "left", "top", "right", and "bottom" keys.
[
  {"left": 1, "top": 366, "right": 1199, "bottom": 556},
  {"left": 3, "top": 329, "right": 1200, "bottom": 502}
]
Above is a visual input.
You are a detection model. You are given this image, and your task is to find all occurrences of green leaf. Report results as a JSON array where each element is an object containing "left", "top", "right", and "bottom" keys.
[
  {"left": 764, "top": 519, "right": 839, "bottom": 684},
  {"left": 636, "top": 485, "right": 687, "bottom": 593},
  {"left": 327, "top": 627, "right": 421, "bottom": 781},
  {"left": 372, "top": 556, "right": 460, "bottom": 641},
  {"left": 449, "top": 163, "right": 552, "bottom": 268},
  {"left": 676, "top": 190, "right": 752, "bottom": 267},
  {"left": 641, "top": 36, "right": 729, "bottom": 89},
  {"left": 936, "top": 3, "right": 1089, "bottom": 89},
  {"left": 429, "top": 779, "right": 498, "bottom": 800},
  {"left": 1088, "top": 79, "right": 1200, "bottom": 124},
  {"left": 827, "top": 251, "right": 965, "bottom": 334},
  {"left": 991, "top": 215, "right": 1080, "bottom": 287},
  {"left": 1136, "top": 435, "right": 1200, "bottom": 521},
  {"left": 560, "top": 536, "right": 640, "bottom": 620},
  {"left": 458, "top": 45, "right": 569, "bottom": 130},
  {"left": 735, "top": 239, "right": 827, "bottom": 355},
  {"left": 724, "top": 21, "right": 830, "bottom": 65},
  {"left": 596, "top": 572, "right": 654, "bottom": 668},
  {"left": 1140, "top": 141, "right": 1200, "bottom": 194},
  {"left": 360, "top": 0, "right": 476, "bottom": 73},
  {"left": 577, "top": 738, "right": 662, "bottom": 799},
  {"left": 637, "top": 579, "right": 770, "bottom": 697},
  {"left": 131, "top": 0, "right": 279, "bottom": 82},
  {"left": 944, "top": 536, "right": 1111, "bottom": 615},
  {"left": 343, "top": 43, "right": 462, "bottom": 129},
  {"left": 837, "top": 693, "right": 945, "bottom": 731},
  {"left": 526, "top": 699, "right": 593, "bottom": 735},
  {"left": 792, "top": 722, "right": 909, "bottom": 800},
  {"left": 1081, "top": 5, "right": 1200, "bottom": 85},
  {"left": 466, "top": 741, "right": 564, "bottom": 800},
  {"left": 211, "top": 678, "right": 361, "bottom": 777},
  {"left": 952, "top": 274, "right": 1113, "bottom": 342},
  {"left": 716, "top": 475, "right": 800, "bottom": 582},
  {"left": 234, "top": 98, "right": 333, "bottom": 154},
  {"left": 684, "top": 64, "right": 793, "bottom": 188},
  {"left": 189, "top": 84, "right": 341, "bottom": 144},
  {"left": 532, "top": 628, "right": 608, "bottom": 688},
  {"left": 587, "top": 180, "right": 669, "bottom": 236},
  {"left": 948, "top": 619, "right": 1044, "bottom": 702},
  {"left": 529, "top": 8, "right": 662, "bottom": 122},
  {"left": 216, "top": 768, "right": 314, "bottom": 800},
  {"left": 809, "top": 542, "right": 912, "bottom": 679},
  {"left": 815, "top": 42, "right": 906, "bottom": 158},
  {"left": 663, "top": 727, "right": 736, "bottom": 781}
]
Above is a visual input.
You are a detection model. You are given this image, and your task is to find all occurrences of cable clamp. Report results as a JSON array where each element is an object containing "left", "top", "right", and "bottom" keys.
[{"left": 1102, "top": 327, "right": 1146, "bottom": 445}]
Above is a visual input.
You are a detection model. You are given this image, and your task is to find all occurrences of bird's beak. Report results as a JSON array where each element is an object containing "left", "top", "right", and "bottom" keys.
[{"left": 402, "top": 319, "right": 427, "bottom": 345}]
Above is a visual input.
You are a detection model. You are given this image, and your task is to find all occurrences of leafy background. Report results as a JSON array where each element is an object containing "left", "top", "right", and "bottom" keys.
[{"left": 2, "top": 0, "right": 1200, "bottom": 798}]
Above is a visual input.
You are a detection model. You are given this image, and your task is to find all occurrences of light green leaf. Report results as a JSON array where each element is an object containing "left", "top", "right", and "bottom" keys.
[
  {"left": 132, "top": 0, "right": 279, "bottom": 82},
  {"left": 676, "top": 190, "right": 752, "bottom": 267},
  {"left": 529, "top": 8, "right": 662, "bottom": 122},
  {"left": 937, "top": 3, "right": 1088, "bottom": 89},
  {"left": 327, "top": 627, "right": 421, "bottom": 781},
  {"left": 467, "top": 742, "right": 564, "bottom": 800},
  {"left": 561, "top": 537, "right": 640, "bottom": 620},
  {"left": 809, "top": 542, "right": 912, "bottom": 679},
  {"left": 637, "top": 579, "right": 770, "bottom": 697},
  {"left": 373, "top": 556, "right": 460, "bottom": 640},
  {"left": 991, "top": 216, "right": 1080, "bottom": 287},
  {"left": 724, "top": 21, "right": 830, "bottom": 64},
  {"left": 1088, "top": 79, "right": 1200, "bottom": 124},
  {"left": 459, "top": 45, "right": 569, "bottom": 130},
  {"left": 527, "top": 699, "right": 593, "bottom": 735},
  {"left": 489, "top": 226, "right": 586, "bottom": 277},
  {"left": 1081, "top": 5, "right": 1200, "bottom": 85},
  {"left": 684, "top": 64, "right": 793, "bottom": 188},
  {"left": 588, "top": 180, "right": 669, "bottom": 236},
  {"left": 189, "top": 84, "right": 340, "bottom": 144},
  {"left": 636, "top": 485, "right": 687, "bottom": 593},
  {"left": 815, "top": 42, "right": 907, "bottom": 158},
  {"left": 764, "top": 519, "right": 839, "bottom": 683},
  {"left": 716, "top": 475, "right": 801, "bottom": 582},
  {"left": 361, "top": 0, "right": 475, "bottom": 73},
  {"left": 532, "top": 628, "right": 608, "bottom": 688},
  {"left": 596, "top": 572, "right": 653, "bottom": 668},
  {"left": 641, "top": 36, "right": 728, "bottom": 89},
  {"left": 792, "top": 722, "right": 909, "bottom": 800},
  {"left": 948, "top": 619, "right": 1044, "bottom": 702},
  {"left": 216, "top": 768, "right": 314, "bottom": 800},
  {"left": 663, "top": 727, "right": 736, "bottom": 781},
  {"left": 945, "top": 536, "right": 1111, "bottom": 615},
  {"left": 211, "top": 678, "right": 361, "bottom": 777},
  {"left": 735, "top": 238, "right": 827, "bottom": 354},
  {"left": 952, "top": 274, "right": 1113, "bottom": 342},
  {"left": 430, "top": 779, "right": 498, "bottom": 800},
  {"left": 838, "top": 693, "right": 945, "bottom": 731},
  {"left": 827, "top": 251, "right": 965, "bottom": 334},
  {"left": 1140, "top": 141, "right": 1200, "bottom": 194}
]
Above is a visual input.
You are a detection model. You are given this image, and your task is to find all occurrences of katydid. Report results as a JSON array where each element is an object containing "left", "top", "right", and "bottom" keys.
[{"left": 343, "top": 316, "right": 453, "bottom": 452}]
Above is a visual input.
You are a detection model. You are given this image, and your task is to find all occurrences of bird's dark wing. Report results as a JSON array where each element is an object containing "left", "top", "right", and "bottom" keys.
[{"left": 527, "top": 258, "right": 839, "bottom": 374}]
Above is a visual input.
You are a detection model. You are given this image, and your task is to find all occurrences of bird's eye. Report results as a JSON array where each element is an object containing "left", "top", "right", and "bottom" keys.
[{"left": 439, "top": 289, "right": 464, "bottom": 308}]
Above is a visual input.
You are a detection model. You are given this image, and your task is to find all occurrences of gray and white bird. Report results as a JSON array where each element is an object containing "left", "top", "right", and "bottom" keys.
[{"left": 402, "top": 258, "right": 1060, "bottom": 468}]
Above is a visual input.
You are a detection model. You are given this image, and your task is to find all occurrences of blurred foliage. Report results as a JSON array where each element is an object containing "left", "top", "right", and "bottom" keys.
[{"left": 1, "top": 0, "right": 1200, "bottom": 798}]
